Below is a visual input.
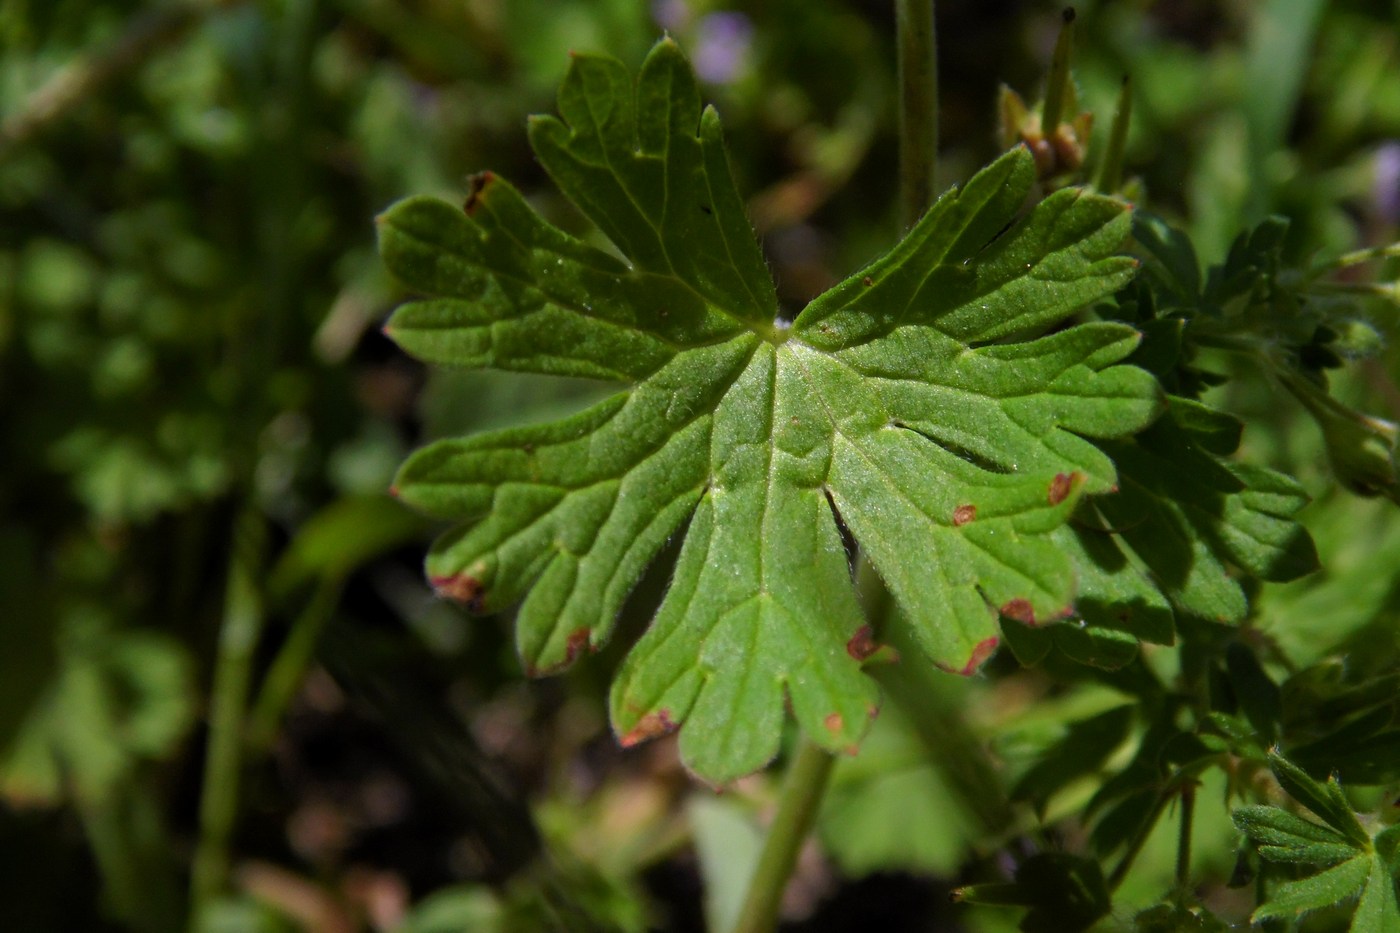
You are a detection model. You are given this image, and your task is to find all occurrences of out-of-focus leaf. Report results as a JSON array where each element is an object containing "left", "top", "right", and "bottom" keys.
[
  {"left": 819, "top": 704, "right": 975, "bottom": 876},
  {"left": 268, "top": 494, "right": 431, "bottom": 599},
  {"left": 956, "top": 853, "right": 1111, "bottom": 933},
  {"left": 1010, "top": 706, "right": 1135, "bottom": 815},
  {"left": 689, "top": 795, "right": 763, "bottom": 933},
  {"left": 1225, "top": 642, "right": 1282, "bottom": 744},
  {"left": 1, "top": 613, "right": 193, "bottom": 807}
]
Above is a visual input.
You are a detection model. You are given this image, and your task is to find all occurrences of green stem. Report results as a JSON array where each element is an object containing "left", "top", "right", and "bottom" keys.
[
  {"left": 1095, "top": 74, "right": 1132, "bottom": 193},
  {"left": 895, "top": 0, "right": 938, "bottom": 230},
  {"left": 1308, "top": 242, "right": 1400, "bottom": 276},
  {"left": 189, "top": 508, "right": 267, "bottom": 926},
  {"left": 730, "top": 741, "right": 836, "bottom": 933},
  {"left": 1041, "top": 8, "right": 1077, "bottom": 134},
  {"left": 1175, "top": 781, "right": 1197, "bottom": 896},
  {"left": 245, "top": 576, "right": 341, "bottom": 753}
]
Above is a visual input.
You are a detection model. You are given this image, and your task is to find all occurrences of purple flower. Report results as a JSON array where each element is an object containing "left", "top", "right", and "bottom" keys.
[
  {"left": 651, "top": 0, "right": 691, "bottom": 32},
  {"left": 1375, "top": 141, "right": 1400, "bottom": 226},
  {"left": 693, "top": 12, "right": 753, "bottom": 85}
]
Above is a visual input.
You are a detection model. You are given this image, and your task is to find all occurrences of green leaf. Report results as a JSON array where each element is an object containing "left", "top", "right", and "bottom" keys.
[
  {"left": 1010, "top": 705, "right": 1135, "bottom": 814},
  {"left": 2, "top": 610, "right": 194, "bottom": 807},
  {"left": 1350, "top": 854, "right": 1400, "bottom": 933},
  {"left": 1269, "top": 750, "right": 1371, "bottom": 848},
  {"left": 1232, "top": 805, "right": 1360, "bottom": 865},
  {"left": 956, "top": 853, "right": 1112, "bottom": 933},
  {"left": 1086, "top": 400, "right": 1317, "bottom": 626},
  {"left": 1252, "top": 855, "right": 1371, "bottom": 923},
  {"left": 688, "top": 796, "right": 764, "bottom": 933},
  {"left": 381, "top": 40, "right": 1160, "bottom": 781},
  {"left": 1225, "top": 642, "right": 1283, "bottom": 744},
  {"left": 819, "top": 703, "right": 976, "bottom": 876}
]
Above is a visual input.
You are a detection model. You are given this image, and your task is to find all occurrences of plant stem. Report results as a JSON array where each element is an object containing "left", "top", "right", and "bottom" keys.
[
  {"left": 896, "top": 0, "right": 938, "bottom": 230},
  {"left": 1175, "top": 781, "right": 1197, "bottom": 895},
  {"left": 730, "top": 741, "right": 836, "bottom": 933},
  {"left": 1095, "top": 75, "right": 1132, "bottom": 193},
  {"left": 1041, "top": 8, "right": 1077, "bottom": 134},
  {"left": 245, "top": 576, "right": 341, "bottom": 753},
  {"left": 189, "top": 507, "right": 267, "bottom": 925}
]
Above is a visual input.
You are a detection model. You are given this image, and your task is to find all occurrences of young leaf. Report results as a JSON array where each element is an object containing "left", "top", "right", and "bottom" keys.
[
  {"left": 1269, "top": 750, "right": 1371, "bottom": 847},
  {"left": 1232, "top": 805, "right": 1359, "bottom": 865},
  {"left": 380, "top": 40, "right": 1161, "bottom": 781},
  {"left": 1251, "top": 855, "right": 1371, "bottom": 923}
]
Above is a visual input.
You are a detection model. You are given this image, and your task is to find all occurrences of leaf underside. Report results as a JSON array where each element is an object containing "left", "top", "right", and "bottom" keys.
[{"left": 380, "top": 39, "right": 1169, "bottom": 782}]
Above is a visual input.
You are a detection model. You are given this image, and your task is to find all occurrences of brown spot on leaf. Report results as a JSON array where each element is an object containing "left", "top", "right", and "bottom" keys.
[
  {"left": 387, "top": 484, "right": 400, "bottom": 499},
  {"left": 846, "top": 625, "right": 879, "bottom": 661},
  {"left": 431, "top": 573, "right": 485, "bottom": 612},
  {"left": 824, "top": 712, "right": 845, "bottom": 735},
  {"left": 1001, "top": 598, "right": 1037, "bottom": 625},
  {"left": 952, "top": 504, "right": 977, "bottom": 526},
  {"left": 862, "top": 275, "right": 874, "bottom": 287},
  {"left": 619, "top": 708, "right": 677, "bottom": 748},
  {"left": 526, "top": 627, "right": 594, "bottom": 677},
  {"left": 1048, "top": 472, "right": 1075, "bottom": 505},
  {"left": 464, "top": 171, "right": 496, "bottom": 215},
  {"left": 953, "top": 637, "right": 1000, "bottom": 675}
]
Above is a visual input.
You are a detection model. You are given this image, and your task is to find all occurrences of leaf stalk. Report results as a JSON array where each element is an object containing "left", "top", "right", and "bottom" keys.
[
  {"left": 730, "top": 741, "right": 836, "bottom": 933},
  {"left": 896, "top": 0, "right": 938, "bottom": 229}
]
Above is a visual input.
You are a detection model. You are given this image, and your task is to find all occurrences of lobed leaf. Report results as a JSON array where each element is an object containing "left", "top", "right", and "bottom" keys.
[
  {"left": 1251, "top": 855, "right": 1371, "bottom": 923},
  {"left": 382, "top": 40, "right": 1162, "bottom": 781},
  {"left": 1232, "top": 805, "right": 1359, "bottom": 865}
]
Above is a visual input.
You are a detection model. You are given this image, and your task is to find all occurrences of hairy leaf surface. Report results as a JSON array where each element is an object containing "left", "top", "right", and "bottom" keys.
[{"left": 380, "top": 40, "right": 1162, "bottom": 781}]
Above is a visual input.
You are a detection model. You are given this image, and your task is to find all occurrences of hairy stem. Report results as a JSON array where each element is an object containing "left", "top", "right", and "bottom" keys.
[
  {"left": 730, "top": 741, "right": 836, "bottom": 933},
  {"left": 896, "top": 0, "right": 938, "bottom": 229},
  {"left": 189, "top": 508, "right": 267, "bottom": 924}
]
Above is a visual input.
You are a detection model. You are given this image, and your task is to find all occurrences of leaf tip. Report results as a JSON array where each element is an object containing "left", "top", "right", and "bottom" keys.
[
  {"left": 952, "top": 504, "right": 977, "bottom": 526},
  {"left": 1001, "top": 598, "right": 1037, "bottom": 625},
  {"left": 618, "top": 708, "right": 678, "bottom": 748},
  {"left": 526, "top": 627, "right": 594, "bottom": 677},
  {"left": 463, "top": 171, "right": 497, "bottom": 215},
  {"left": 430, "top": 572, "right": 486, "bottom": 612},
  {"left": 940, "top": 637, "right": 1001, "bottom": 676},
  {"left": 846, "top": 625, "right": 878, "bottom": 661}
]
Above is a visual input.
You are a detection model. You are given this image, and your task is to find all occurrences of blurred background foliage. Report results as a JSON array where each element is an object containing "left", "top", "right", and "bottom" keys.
[{"left": 2, "top": 0, "right": 1399, "bottom": 930}]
